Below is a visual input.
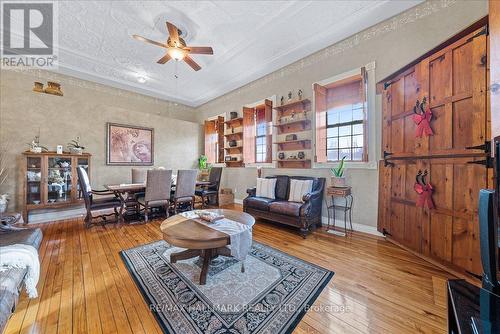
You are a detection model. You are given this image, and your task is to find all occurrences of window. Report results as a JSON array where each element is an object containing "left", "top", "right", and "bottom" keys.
[
  {"left": 315, "top": 69, "right": 367, "bottom": 163},
  {"left": 255, "top": 107, "right": 267, "bottom": 163},
  {"left": 243, "top": 99, "right": 272, "bottom": 164}
]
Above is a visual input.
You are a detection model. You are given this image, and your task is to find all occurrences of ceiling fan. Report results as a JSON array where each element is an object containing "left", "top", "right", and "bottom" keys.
[{"left": 133, "top": 21, "right": 213, "bottom": 71}]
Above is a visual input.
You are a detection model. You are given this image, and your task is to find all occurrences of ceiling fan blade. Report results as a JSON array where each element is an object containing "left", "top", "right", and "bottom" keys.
[
  {"left": 184, "top": 55, "right": 201, "bottom": 71},
  {"left": 185, "top": 46, "right": 213, "bottom": 55},
  {"left": 157, "top": 54, "right": 172, "bottom": 64},
  {"left": 166, "top": 21, "right": 179, "bottom": 43},
  {"left": 132, "top": 34, "right": 167, "bottom": 48}
]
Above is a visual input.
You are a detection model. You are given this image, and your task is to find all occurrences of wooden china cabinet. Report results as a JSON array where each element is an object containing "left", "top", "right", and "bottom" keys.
[
  {"left": 22, "top": 151, "right": 91, "bottom": 222},
  {"left": 378, "top": 19, "right": 490, "bottom": 279}
]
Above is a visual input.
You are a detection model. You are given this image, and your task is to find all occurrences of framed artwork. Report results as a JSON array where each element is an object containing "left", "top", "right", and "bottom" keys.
[{"left": 106, "top": 123, "right": 154, "bottom": 165}]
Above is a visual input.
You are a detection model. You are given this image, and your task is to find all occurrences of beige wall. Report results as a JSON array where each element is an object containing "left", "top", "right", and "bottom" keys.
[
  {"left": 195, "top": 0, "right": 489, "bottom": 230},
  {"left": 0, "top": 69, "right": 202, "bottom": 211}
]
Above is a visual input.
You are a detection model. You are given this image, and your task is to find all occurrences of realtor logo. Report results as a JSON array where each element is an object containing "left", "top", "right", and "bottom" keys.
[{"left": 1, "top": 1, "right": 58, "bottom": 68}]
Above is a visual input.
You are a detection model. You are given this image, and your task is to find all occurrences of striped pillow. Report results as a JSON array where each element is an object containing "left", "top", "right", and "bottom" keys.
[
  {"left": 289, "top": 179, "right": 313, "bottom": 203},
  {"left": 256, "top": 178, "right": 276, "bottom": 199}
]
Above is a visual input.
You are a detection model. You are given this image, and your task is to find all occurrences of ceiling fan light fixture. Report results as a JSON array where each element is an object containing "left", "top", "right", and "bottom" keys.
[{"left": 167, "top": 47, "right": 186, "bottom": 61}]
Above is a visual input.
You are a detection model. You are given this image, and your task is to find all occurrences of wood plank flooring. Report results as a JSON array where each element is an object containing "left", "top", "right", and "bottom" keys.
[{"left": 5, "top": 205, "right": 454, "bottom": 334}]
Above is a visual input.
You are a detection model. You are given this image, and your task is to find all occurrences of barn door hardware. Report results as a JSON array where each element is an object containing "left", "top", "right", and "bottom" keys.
[
  {"left": 467, "top": 158, "right": 493, "bottom": 168},
  {"left": 412, "top": 97, "right": 434, "bottom": 137},
  {"left": 383, "top": 150, "right": 394, "bottom": 167},
  {"left": 466, "top": 25, "right": 488, "bottom": 42},
  {"left": 465, "top": 140, "right": 491, "bottom": 154}
]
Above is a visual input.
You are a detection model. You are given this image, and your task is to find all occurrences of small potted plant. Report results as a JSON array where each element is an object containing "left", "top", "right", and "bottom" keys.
[
  {"left": 67, "top": 136, "right": 85, "bottom": 155},
  {"left": 27, "top": 136, "right": 48, "bottom": 153},
  {"left": 330, "top": 156, "right": 347, "bottom": 187},
  {"left": 198, "top": 155, "right": 209, "bottom": 181}
]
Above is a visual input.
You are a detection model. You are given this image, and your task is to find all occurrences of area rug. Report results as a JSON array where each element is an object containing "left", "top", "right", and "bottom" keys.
[{"left": 120, "top": 240, "right": 333, "bottom": 334}]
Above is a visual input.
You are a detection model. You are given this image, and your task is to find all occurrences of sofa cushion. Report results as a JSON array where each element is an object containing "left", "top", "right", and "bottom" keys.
[
  {"left": 0, "top": 288, "right": 17, "bottom": 333},
  {"left": 274, "top": 176, "right": 290, "bottom": 200},
  {"left": 244, "top": 197, "right": 275, "bottom": 211},
  {"left": 269, "top": 201, "right": 303, "bottom": 217},
  {"left": 0, "top": 228, "right": 43, "bottom": 250}
]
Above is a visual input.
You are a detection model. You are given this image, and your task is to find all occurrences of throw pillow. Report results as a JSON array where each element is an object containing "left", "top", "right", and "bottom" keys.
[
  {"left": 289, "top": 179, "right": 313, "bottom": 202},
  {"left": 256, "top": 178, "right": 276, "bottom": 199}
]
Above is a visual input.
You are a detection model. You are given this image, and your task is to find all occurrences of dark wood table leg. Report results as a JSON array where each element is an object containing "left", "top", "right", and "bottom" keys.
[
  {"left": 199, "top": 249, "right": 213, "bottom": 285},
  {"left": 170, "top": 249, "right": 201, "bottom": 263}
]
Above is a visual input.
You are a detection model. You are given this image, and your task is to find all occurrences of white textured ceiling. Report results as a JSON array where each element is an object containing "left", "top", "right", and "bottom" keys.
[{"left": 55, "top": 1, "right": 420, "bottom": 107}]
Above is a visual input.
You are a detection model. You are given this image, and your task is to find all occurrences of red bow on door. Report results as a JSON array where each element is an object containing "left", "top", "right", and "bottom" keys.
[
  {"left": 412, "top": 98, "right": 434, "bottom": 138},
  {"left": 414, "top": 183, "right": 435, "bottom": 209},
  {"left": 414, "top": 169, "right": 435, "bottom": 209}
]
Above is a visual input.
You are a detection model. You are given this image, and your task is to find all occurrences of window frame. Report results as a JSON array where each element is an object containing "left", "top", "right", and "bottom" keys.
[{"left": 312, "top": 62, "right": 377, "bottom": 170}]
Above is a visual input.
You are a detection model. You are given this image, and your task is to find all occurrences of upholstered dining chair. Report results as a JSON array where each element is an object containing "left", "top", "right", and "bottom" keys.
[
  {"left": 77, "top": 167, "right": 123, "bottom": 228},
  {"left": 137, "top": 169, "right": 172, "bottom": 222},
  {"left": 131, "top": 168, "right": 148, "bottom": 183},
  {"left": 171, "top": 169, "right": 197, "bottom": 214},
  {"left": 195, "top": 167, "right": 223, "bottom": 208}
]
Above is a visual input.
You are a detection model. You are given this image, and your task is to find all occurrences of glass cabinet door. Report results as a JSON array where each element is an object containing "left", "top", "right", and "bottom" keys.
[
  {"left": 47, "top": 156, "right": 72, "bottom": 204},
  {"left": 26, "top": 157, "right": 42, "bottom": 205},
  {"left": 76, "top": 157, "right": 89, "bottom": 200}
]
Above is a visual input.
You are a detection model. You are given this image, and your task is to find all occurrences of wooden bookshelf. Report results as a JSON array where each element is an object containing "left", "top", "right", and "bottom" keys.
[
  {"left": 274, "top": 99, "right": 312, "bottom": 168},
  {"left": 224, "top": 117, "right": 244, "bottom": 167}
]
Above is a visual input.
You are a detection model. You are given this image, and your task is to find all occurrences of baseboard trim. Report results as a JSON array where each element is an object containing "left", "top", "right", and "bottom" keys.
[
  {"left": 234, "top": 198, "right": 244, "bottom": 205},
  {"left": 320, "top": 216, "right": 383, "bottom": 237}
]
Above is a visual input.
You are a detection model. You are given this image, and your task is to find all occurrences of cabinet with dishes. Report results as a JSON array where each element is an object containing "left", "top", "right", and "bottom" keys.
[{"left": 23, "top": 151, "right": 91, "bottom": 222}]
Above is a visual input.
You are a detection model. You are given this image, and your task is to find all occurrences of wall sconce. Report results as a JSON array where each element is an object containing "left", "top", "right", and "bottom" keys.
[{"left": 33, "top": 81, "right": 63, "bottom": 96}]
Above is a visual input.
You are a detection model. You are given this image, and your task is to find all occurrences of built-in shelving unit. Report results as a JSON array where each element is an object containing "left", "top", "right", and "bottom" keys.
[
  {"left": 224, "top": 116, "right": 244, "bottom": 167},
  {"left": 273, "top": 99, "right": 312, "bottom": 169}
]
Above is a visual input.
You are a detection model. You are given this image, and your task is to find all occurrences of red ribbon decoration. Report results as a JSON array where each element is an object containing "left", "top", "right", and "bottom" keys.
[
  {"left": 412, "top": 107, "right": 434, "bottom": 138},
  {"left": 414, "top": 182, "right": 435, "bottom": 209}
]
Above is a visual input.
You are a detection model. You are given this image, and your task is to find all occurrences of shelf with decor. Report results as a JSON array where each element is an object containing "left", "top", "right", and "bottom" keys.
[
  {"left": 275, "top": 159, "right": 311, "bottom": 169},
  {"left": 224, "top": 116, "right": 244, "bottom": 168},
  {"left": 274, "top": 98, "right": 312, "bottom": 168}
]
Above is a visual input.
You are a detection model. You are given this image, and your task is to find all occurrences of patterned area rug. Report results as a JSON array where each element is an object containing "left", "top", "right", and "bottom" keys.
[{"left": 121, "top": 240, "right": 333, "bottom": 334}]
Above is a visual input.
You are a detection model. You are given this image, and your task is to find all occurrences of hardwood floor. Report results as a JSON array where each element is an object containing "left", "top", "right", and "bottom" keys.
[{"left": 5, "top": 205, "right": 455, "bottom": 334}]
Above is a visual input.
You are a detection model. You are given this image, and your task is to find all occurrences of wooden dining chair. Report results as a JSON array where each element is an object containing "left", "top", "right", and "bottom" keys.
[
  {"left": 77, "top": 167, "right": 123, "bottom": 228},
  {"left": 195, "top": 167, "right": 222, "bottom": 208},
  {"left": 171, "top": 169, "right": 197, "bottom": 214},
  {"left": 137, "top": 169, "right": 172, "bottom": 222}
]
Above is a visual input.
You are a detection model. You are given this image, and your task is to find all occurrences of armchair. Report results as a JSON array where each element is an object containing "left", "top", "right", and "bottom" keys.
[{"left": 77, "top": 167, "right": 123, "bottom": 228}]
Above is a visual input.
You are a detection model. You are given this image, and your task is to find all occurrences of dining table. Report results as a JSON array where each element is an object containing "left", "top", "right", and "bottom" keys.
[{"left": 105, "top": 179, "right": 212, "bottom": 222}]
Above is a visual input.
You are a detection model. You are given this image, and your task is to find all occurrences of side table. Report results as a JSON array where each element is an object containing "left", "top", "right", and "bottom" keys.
[{"left": 326, "top": 186, "right": 353, "bottom": 236}]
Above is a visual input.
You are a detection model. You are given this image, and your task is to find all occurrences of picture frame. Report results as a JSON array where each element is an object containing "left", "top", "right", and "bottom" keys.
[{"left": 106, "top": 123, "right": 154, "bottom": 166}]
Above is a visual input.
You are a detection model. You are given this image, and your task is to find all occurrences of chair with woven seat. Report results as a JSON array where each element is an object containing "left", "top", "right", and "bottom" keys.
[
  {"left": 137, "top": 169, "right": 172, "bottom": 222},
  {"left": 171, "top": 169, "right": 197, "bottom": 214},
  {"left": 77, "top": 167, "right": 123, "bottom": 228},
  {"left": 195, "top": 167, "right": 222, "bottom": 208}
]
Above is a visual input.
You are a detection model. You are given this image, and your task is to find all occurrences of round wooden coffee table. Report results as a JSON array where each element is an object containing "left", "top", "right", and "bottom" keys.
[{"left": 160, "top": 209, "right": 255, "bottom": 285}]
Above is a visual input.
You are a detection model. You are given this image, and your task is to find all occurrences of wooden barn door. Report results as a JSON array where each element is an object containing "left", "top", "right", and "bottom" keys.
[{"left": 379, "top": 25, "right": 489, "bottom": 277}]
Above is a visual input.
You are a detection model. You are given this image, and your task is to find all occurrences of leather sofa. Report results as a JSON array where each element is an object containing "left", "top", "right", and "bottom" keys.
[
  {"left": 0, "top": 222, "right": 42, "bottom": 333},
  {"left": 243, "top": 175, "right": 325, "bottom": 238}
]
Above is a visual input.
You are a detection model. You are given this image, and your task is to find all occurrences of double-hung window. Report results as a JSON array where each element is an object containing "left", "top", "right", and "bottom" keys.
[{"left": 315, "top": 69, "right": 367, "bottom": 163}]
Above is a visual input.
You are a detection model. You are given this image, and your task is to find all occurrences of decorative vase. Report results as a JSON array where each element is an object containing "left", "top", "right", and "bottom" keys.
[
  {"left": 298, "top": 151, "right": 305, "bottom": 160},
  {"left": 230, "top": 112, "right": 238, "bottom": 119},
  {"left": 70, "top": 147, "right": 83, "bottom": 155},
  {"left": 331, "top": 177, "right": 347, "bottom": 187},
  {"left": 278, "top": 152, "right": 285, "bottom": 160},
  {"left": 228, "top": 140, "right": 237, "bottom": 147}
]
